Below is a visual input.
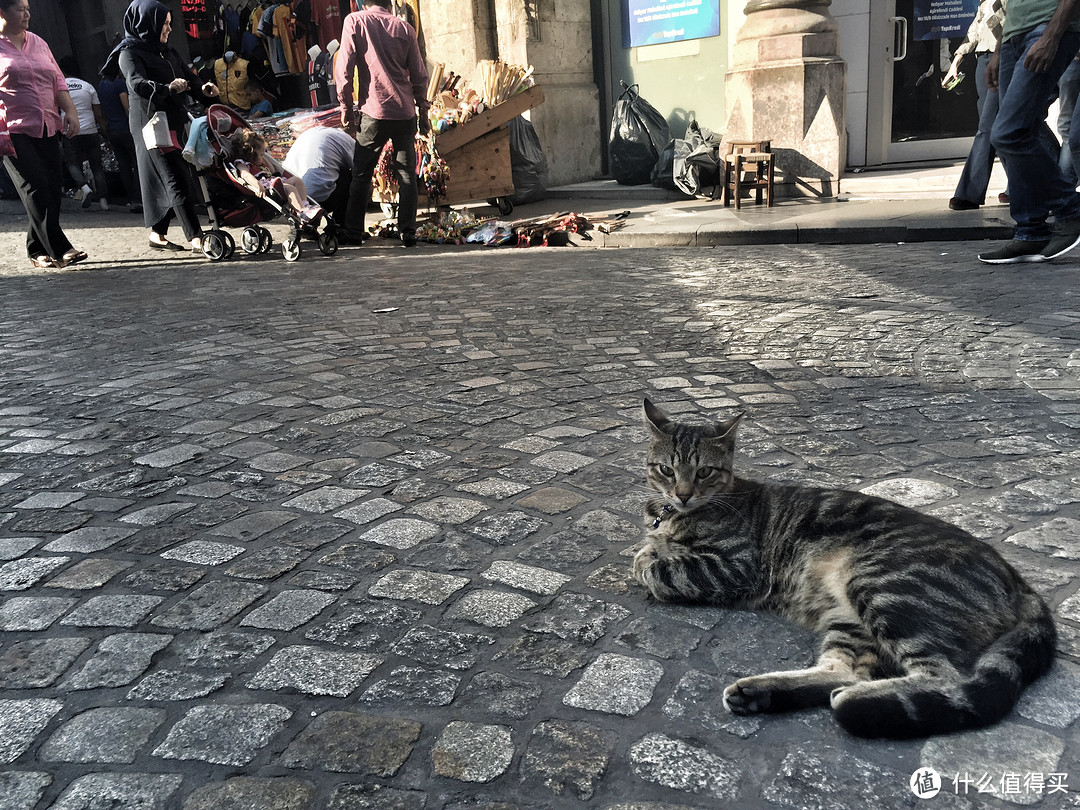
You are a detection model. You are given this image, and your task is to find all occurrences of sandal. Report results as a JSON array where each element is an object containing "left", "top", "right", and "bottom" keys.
[
  {"left": 29, "top": 255, "right": 57, "bottom": 269},
  {"left": 61, "top": 249, "right": 88, "bottom": 266}
]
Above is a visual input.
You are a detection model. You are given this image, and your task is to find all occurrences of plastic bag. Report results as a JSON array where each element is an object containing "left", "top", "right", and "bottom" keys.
[
  {"left": 608, "top": 82, "right": 669, "bottom": 186},
  {"left": 651, "top": 139, "right": 677, "bottom": 189},
  {"left": 508, "top": 115, "right": 549, "bottom": 204},
  {"left": 673, "top": 119, "right": 722, "bottom": 197}
]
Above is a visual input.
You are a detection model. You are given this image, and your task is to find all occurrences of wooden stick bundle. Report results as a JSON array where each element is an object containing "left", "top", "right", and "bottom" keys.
[{"left": 478, "top": 59, "right": 533, "bottom": 106}]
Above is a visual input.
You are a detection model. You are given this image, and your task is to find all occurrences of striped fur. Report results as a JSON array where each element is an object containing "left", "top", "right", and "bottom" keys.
[{"left": 632, "top": 399, "right": 1056, "bottom": 739}]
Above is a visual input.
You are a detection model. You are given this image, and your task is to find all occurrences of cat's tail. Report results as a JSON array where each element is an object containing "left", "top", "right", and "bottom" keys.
[{"left": 831, "top": 590, "right": 1056, "bottom": 739}]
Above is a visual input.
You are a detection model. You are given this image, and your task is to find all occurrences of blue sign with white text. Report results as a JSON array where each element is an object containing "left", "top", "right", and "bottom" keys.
[
  {"left": 623, "top": 0, "right": 720, "bottom": 48},
  {"left": 913, "top": 0, "right": 979, "bottom": 41}
]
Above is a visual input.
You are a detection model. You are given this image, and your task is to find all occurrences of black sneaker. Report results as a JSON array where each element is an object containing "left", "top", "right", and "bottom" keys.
[
  {"left": 400, "top": 230, "right": 417, "bottom": 248},
  {"left": 978, "top": 239, "right": 1050, "bottom": 264},
  {"left": 949, "top": 197, "right": 979, "bottom": 211},
  {"left": 1040, "top": 218, "right": 1080, "bottom": 260}
]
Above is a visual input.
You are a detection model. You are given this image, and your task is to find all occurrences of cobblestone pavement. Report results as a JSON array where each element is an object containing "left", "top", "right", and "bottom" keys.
[{"left": 1, "top": 211, "right": 1080, "bottom": 809}]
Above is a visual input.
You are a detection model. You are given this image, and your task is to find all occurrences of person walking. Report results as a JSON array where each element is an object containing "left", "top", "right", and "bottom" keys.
[
  {"left": 334, "top": 0, "right": 428, "bottom": 247},
  {"left": 60, "top": 57, "right": 111, "bottom": 211},
  {"left": 943, "top": 0, "right": 1009, "bottom": 210},
  {"left": 102, "top": 0, "right": 219, "bottom": 254},
  {"left": 979, "top": 0, "right": 1080, "bottom": 263},
  {"left": 0, "top": 0, "right": 88, "bottom": 268},
  {"left": 98, "top": 63, "right": 142, "bottom": 214}
]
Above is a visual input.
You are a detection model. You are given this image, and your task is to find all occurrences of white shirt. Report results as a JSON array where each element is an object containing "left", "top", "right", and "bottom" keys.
[
  {"left": 64, "top": 77, "right": 100, "bottom": 135},
  {"left": 282, "top": 126, "right": 356, "bottom": 203}
]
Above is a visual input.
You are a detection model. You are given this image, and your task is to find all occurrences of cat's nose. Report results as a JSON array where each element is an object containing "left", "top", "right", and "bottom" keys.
[{"left": 677, "top": 492, "right": 692, "bottom": 504}]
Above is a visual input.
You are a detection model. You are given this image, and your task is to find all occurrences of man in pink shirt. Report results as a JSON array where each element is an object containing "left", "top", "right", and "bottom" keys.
[{"left": 334, "top": 0, "right": 428, "bottom": 247}]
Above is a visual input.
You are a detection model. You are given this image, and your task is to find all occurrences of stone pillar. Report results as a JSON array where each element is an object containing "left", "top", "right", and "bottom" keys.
[{"left": 723, "top": 0, "right": 847, "bottom": 198}]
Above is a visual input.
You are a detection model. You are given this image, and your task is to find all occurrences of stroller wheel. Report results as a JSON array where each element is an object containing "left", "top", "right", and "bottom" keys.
[
  {"left": 202, "top": 230, "right": 230, "bottom": 262},
  {"left": 281, "top": 237, "right": 302, "bottom": 262},
  {"left": 258, "top": 226, "right": 274, "bottom": 254},
  {"left": 220, "top": 230, "right": 236, "bottom": 260},
  {"left": 318, "top": 231, "right": 339, "bottom": 256},
  {"left": 241, "top": 227, "right": 262, "bottom": 254},
  {"left": 488, "top": 197, "right": 514, "bottom": 216}
]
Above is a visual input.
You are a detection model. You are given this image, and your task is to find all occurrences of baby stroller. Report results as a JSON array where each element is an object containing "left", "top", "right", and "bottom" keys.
[{"left": 193, "top": 104, "right": 339, "bottom": 262}]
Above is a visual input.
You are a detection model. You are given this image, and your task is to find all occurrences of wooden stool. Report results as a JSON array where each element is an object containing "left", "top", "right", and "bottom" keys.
[{"left": 722, "top": 140, "right": 775, "bottom": 209}]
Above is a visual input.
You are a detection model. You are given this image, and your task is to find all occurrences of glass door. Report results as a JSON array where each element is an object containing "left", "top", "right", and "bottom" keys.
[{"left": 867, "top": 0, "right": 980, "bottom": 164}]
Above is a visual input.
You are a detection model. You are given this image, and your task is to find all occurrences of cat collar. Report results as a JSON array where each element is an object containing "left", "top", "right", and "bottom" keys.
[{"left": 652, "top": 505, "right": 674, "bottom": 529}]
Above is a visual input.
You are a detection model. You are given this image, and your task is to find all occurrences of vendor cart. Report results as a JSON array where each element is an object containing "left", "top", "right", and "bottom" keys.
[{"left": 433, "top": 85, "right": 545, "bottom": 216}]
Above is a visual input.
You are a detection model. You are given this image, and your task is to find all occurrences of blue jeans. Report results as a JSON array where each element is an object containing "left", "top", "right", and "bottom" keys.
[
  {"left": 992, "top": 25, "right": 1080, "bottom": 241},
  {"left": 1057, "top": 57, "right": 1080, "bottom": 186},
  {"left": 954, "top": 52, "right": 1003, "bottom": 204}
]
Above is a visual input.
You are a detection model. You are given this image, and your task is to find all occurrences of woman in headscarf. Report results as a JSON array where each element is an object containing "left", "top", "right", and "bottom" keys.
[
  {"left": 0, "top": 0, "right": 87, "bottom": 268},
  {"left": 102, "top": 0, "right": 218, "bottom": 253}
]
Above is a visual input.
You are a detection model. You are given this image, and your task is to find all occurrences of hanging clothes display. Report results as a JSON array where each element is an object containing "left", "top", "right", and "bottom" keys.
[{"left": 308, "top": 0, "right": 341, "bottom": 53}]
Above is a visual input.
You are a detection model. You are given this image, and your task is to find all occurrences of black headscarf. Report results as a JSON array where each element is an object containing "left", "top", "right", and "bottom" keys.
[{"left": 100, "top": 0, "right": 171, "bottom": 76}]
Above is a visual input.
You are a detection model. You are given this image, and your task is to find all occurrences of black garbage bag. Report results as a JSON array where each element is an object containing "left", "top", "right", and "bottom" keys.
[
  {"left": 508, "top": 115, "right": 549, "bottom": 204},
  {"left": 609, "top": 82, "right": 670, "bottom": 186},
  {"left": 651, "top": 138, "right": 678, "bottom": 190},
  {"left": 673, "top": 119, "right": 723, "bottom": 197}
]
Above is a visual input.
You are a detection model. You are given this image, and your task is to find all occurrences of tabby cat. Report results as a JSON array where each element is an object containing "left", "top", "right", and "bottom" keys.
[{"left": 632, "top": 398, "right": 1056, "bottom": 738}]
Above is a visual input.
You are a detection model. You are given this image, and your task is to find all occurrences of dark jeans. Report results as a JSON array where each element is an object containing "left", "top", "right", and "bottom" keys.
[
  {"left": 107, "top": 127, "right": 141, "bottom": 206},
  {"left": 323, "top": 167, "right": 352, "bottom": 224},
  {"left": 992, "top": 25, "right": 1080, "bottom": 241},
  {"left": 3, "top": 133, "right": 74, "bottom": 260},
  {"left": 346, "top": 114, "right": 417, "bottom": 237},
  {"left": 64, "top": 133, "right": 109, "bottom": 201}
]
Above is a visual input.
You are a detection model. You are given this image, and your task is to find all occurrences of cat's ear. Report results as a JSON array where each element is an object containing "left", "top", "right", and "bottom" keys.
[
  {"left": 643, "top": 398, "right": 673, "bottom": 435},
  {"left": 710, "top": 412, "right": 744, "bottom": 440}
]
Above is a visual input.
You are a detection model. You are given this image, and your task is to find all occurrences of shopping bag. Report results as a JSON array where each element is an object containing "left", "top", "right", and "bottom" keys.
[
  {"left": 141, "top": 112, "right": 176, "bottom": 151},
  {"left": 608, "top": 82, "right": 669, "bottom": 186},
  {"left": 0, "top": 102, "right": 15, "bottom": 158}
]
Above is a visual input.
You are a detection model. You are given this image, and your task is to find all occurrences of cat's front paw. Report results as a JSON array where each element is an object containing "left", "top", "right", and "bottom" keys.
[
  {"left": 723, "top": 679, "right": 773, "bottom": 715},
  {"left": 631, "top": 545, "right": 657, "bottom": 583}
]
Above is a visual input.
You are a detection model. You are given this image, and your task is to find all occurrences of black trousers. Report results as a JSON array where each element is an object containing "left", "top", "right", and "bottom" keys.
[
  {"left": 3, "top": 133, "right": 73, "bottom": 260},
  {"left": 107, "top": 127, "right": 141, "bottom": 205},
  {"left": 346, "top": 115, "right": 417, "bottom": 237}
]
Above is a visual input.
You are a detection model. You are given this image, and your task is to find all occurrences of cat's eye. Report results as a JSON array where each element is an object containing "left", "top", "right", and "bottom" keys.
[
  {"left": 697, "top": 467, "right": 728, "bottom": 482},
  {"left": 653, "top": 464, "right": 674, "bottom": 478}
]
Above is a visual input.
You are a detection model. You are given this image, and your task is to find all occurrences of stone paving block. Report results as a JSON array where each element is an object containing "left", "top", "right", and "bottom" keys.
[
  {"left": 444, "top": 589, "right": 538, "bottom": 627},
  {"left": 317, "top": 543, "right": 396, "bottom": 573},
  {"left": 359, "top": 517, "right": 441, "bottom": 549},
  {"left": 179, "top": 630, "right": 276, "bottom": 668},
  {"left": 493, "top": 632, "right": 592, "bottom": 678},
  {"left": 531, "top": 450, "right": 595, "bottom": 473},
  {"left": 515, "top": 487, "right": 589, "bottom": 514},
  {"left": 279, "top": 711, "right": 420, "bottom": 775},
  {"left": 62, "top": 632, "right": 172, "bottom": 690},
  {"left": 458, "top": 671, "right": 542, "bottom": 719},
  {"left": 282, "top": 485, "right": 368, "bottom": 513},
  {"left": 1016, "top": 660, "right": 1080, "bottom": 728},
  {"left": 127, "top": 669, "right": 228, "bottom": 701},
  {"left": 182, "top": 777, "right": 317, "bottom": 810},
  {"left": 361, "top": 665, "right": 461, "bottom": 708},
  {"left": 0, "top": 537, "right": 39, "bottom": 559},
  {"left": 60, "top": 594, "right": 164, "bottom": 627},
  {"left": 628, "top": 733, "right": 741, "bottom": 800},
  {"left": 13, "top": 491, "right": 84, "bottom": 509},
  {"left": 208, "top": 510, "right": 297, "bottom": 540},
  {"left": 522, "top": 592, "right": 632, "bottom": 644},
  {"left": 44, "top": 558, "right": 134, "bottom": 589},
  {"left": 456, "top": 477, "right": 531, "bottom": 499},
  {"left": 0, "top": 771, "right": 51, "bottom": 810},
  {"left": 563, "top": 653, "right": 664, "bottom": 716},
  {"left": 246, "top": 645, "right": 383, "bottom": 697},
  {"left": 151, "top": 581, "right": 267, "bottom": 630},
  {"left": 334, "top": 497, "right": 405, "bottom": 525},
  {"left": 160, "top": 540, "right": 246, "bottom": 565},
  {"left": 468, "top": 511, "right": 549, "bottom": 546},
  {"left": 858, "top": 477, "right": 959, "bottom": 507},
  {"left": 614, "top": 616, "right": 702, "bottom": 659},
  {"left": 327, "top": 783, "right": 427, "bottom": 810},
  {"left": 520, "top": 719, "right": 613, "bottom": 800},
  {"left": 481, "top": 560, "right": 570, "bottom": 595},
  {"left": 0, "top": 556, "right": 70, "bottom": 590},
  {"left": 153, "top": 703, "right": 292, "bottom": 766},
  {"left": 0, "top": 637, "right": 90, "bottom": 688},
  {"left": 121, "top": 561, "right": 206, "bottom": 592},
  {"left": 763, "top": 745, "right": 918, "bottom": 810},
  {"left": 0, "top": 698, "right": 64, "bottom": 763},
  {"left": 406, "top": 496, "right": 489, "bottom": 524},
  {"left": 1006, "top": 518, "right": 1080, "bottom": 561},
  {"left": 368, "top": 569, "right": 469, "bottom": 605},
  {"left": 40, "top": 706, "right": 166, "bottom": 763},
  {"left": 225, "top": 545, "right": 308, "bottom": 580},
  {"left": 306, "top": 600, "right": 424, "bottom": 650},
  {"left": 391, "top": 625, "right": 495, "bottom": 670},
  {"left": 134, "top": 444, "right": 204, "bottom": 468},
  {"left": 50, "top": 773, "right": 184, "bottom": 810},
  {"left": 240, "top": 588, "right": 336, "bottom": 630},
  {"left": 119, "top": 501, "right": 196, "bottom": 526},
  {"left": 0, "top": 595, "right": 76, "bottom": 630},
  {"left": 663, "top": 669, "right": 763, "bottom": 739},
  {"left": 432, "top": 720, "right": 513, "bottom": 783}
]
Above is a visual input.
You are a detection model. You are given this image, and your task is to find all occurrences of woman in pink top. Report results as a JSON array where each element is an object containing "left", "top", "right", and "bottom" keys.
[{"left": 0, "top": 0, "right": 86, "bottom": 268}]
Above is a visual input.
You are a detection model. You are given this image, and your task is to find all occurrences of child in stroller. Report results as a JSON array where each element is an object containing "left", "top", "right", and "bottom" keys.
[{"left": 228, "top": 130, "right": 323, "bottom": 226}]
